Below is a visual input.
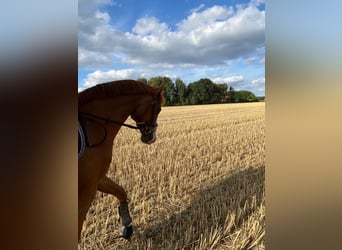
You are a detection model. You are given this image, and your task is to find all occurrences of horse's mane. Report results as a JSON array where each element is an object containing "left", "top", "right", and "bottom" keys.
[{"left": 78, "top": 80, "right": 156, "bottom": 105}]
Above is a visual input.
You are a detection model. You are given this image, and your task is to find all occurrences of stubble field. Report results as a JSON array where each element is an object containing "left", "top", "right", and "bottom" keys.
[{"left": 79, "top": 102, "right": 265, "bottom": 250}]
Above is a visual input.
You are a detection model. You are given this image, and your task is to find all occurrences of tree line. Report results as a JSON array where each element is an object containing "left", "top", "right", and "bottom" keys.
[{"left": 137, "top": 76, "right": 259, "bottom": 106}]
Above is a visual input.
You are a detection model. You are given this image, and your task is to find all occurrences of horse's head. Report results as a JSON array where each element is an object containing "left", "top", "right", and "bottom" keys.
[{"left": 131, "top": 86, "right": 164, "bottom": 144}]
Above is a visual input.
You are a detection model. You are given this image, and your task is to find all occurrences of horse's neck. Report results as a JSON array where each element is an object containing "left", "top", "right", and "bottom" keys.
[
  {"left": 81, "top": 96, "right": 136, "bottom": 122},
  {"left": 79, "top": 96, "right": 138, "bottom": 145}
]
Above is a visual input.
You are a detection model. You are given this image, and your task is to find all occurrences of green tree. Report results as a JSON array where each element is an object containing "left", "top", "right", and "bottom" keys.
[
  {"left": 228, "top": 89, "right": 258, "bottom": 103},
  {"left": 175, "top": 78, "right": 187, "bottom": 105},
  {"left": 235, "top": 90, "right": 258, "bottom": 102},
  {"left": 228, "top": 86, "right": 235, "bottom": 103},
  {"left": 148, "top": 76, "right": 176, "bottom": 106},
  {"left": 217, "top": 83, "right": 228, "bottom": 102},
  {"left": 187, "top": 78, "right": 222, "bottom": 104},
  {"left": 187, "top": 82, "right": 200, "bottom": 105},
  {"left": 136, "top": 78, "right": 148, "bottom": 84}
]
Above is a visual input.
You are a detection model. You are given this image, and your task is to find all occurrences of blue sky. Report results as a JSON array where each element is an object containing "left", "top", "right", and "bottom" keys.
[{"left": 78, "top": 0, "right": 265, "bottom": 96}]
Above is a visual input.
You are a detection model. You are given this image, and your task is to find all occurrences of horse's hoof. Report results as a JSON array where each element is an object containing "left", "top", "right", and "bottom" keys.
[{"left": 120, "top": 224, "right": 133, "bottom": 240}]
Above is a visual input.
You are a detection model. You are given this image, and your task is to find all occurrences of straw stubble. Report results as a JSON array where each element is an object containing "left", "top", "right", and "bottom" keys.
[{"left": 79, "top": 102, "right": 265, "bottom": 250}]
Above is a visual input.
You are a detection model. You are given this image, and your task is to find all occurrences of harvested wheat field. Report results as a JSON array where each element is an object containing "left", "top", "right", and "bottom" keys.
[{"left": 79, "top": 102, "right": 265, "bottom": 250}]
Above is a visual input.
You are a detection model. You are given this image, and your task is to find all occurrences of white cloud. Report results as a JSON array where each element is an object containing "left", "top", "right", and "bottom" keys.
[
  {"left": 78, "top": 1, "right": 265, "bottom": 67},
  {"left": 227, "top": 75, "right": 245, "bottom": 84},
  {"left": 251, "top": 77, "right": 265, "bottom": 86},
  {"left": 78, "top": 47, "right": 113, "bottom": 68},
  {"left": 82, "top": 69, "right": 148, "bottom": 87},
  {"left": 244, "top": 56, "right": 257, "bottom": 64},
  {"left": 78, "top": 0, "right": 265, "bottom": 95},
  {"left": 212, "top": 75, "right": 245, "bottom": 84},
  {"left": 133, "top": 17, "right": 168, "bottom": 36},
  {"left": 189, "top": 4, "right": 206, "bottom": 13},
  {"left": 178, "top": 5, "right": 234, "bottom": 33}
]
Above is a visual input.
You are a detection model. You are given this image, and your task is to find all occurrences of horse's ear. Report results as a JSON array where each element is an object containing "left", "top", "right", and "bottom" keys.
[
  {"left": 157, "top": 84, "right": 164, "bottom": 93},
  {"left": 155, "top": 85, "right": 166, "bottom": 105}
]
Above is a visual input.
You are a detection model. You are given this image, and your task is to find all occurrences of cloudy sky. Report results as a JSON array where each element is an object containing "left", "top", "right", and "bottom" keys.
[{"left": 78, "top": 0, "right": 265, "bottom": 96}]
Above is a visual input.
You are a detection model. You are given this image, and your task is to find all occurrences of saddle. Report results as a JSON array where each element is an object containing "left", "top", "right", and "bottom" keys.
[{"left": 78, "top": 121, "right": 86, "bottom": 159}]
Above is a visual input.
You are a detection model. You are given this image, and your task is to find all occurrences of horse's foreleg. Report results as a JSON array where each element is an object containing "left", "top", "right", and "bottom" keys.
[
  {"left": 78, "top": 184, "right": 98, "bottom": 242},
  {"left": 98, "top": 175, "right": 133, "bottom": 239},
  {"left": 98, "top": 175, "right": 128, "bottom": 202}
]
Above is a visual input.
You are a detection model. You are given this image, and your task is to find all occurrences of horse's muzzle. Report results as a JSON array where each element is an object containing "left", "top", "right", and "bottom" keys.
[
  {"left": 141, "top": 130, "right": 156, "bottom": 144},
  {"left": 138, "top": 122, "right": 157, "bottom": 144}
]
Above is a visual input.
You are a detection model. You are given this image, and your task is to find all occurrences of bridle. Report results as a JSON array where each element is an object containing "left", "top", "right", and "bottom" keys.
[
  {"left": 136, "top": 93, "right": 159, "bottom": 136},
  {"left": 78, "top": 94, "right": 160, "bottom": 147}
]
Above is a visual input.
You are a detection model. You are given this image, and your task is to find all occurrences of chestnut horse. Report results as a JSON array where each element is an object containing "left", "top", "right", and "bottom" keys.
[{"left": 78, "top": 80, "right": 163, "bottom": 241}]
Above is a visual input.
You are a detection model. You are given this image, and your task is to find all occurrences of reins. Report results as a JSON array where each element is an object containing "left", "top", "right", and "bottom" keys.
[
  {"left": 78, "top": 112, "right": 140, "bottom": 148},
  {"left": 78, "top": 112, "right": 140, "bottom": 130}
]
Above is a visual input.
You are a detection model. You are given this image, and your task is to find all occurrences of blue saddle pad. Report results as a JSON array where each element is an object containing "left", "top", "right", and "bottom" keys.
[{"left": 78, "top": 121, "right": 86, "bottom": 159}]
